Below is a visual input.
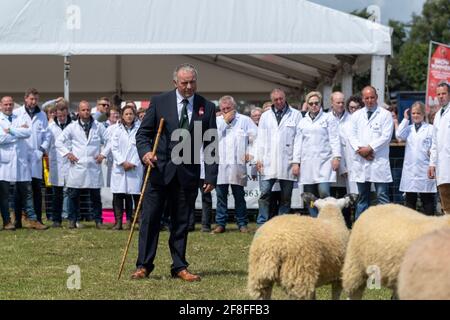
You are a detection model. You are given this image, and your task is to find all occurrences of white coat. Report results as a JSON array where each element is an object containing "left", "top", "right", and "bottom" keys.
[
  {"left": 47, "top": 120, "right": 71, "bottom": 186},
  {"left": 339, "top": 113, "right": 359, "bottom": 194},
  {"left": 102, "top": 123, "right": 119, "bottom": 187},
  {"left": 13, "top": 106, "right": 51, "bottom": 180},
  {"left": 0, "top": 113, "right": 32, "bottom": 182},
  {"left": 396, "top": 119, "right": 436, "bottom": 192},
  {"left": 110, "top": 122, "right": 143, "bottom": 194},
  {"left": 348, "top": 106, "right": 393, "bottom": 183},
  {"left": 55, "top": 119, "right": 106, "bottom": 189},
  {"left": 217, "top": 113, "right": 257, "bottom": 186},
  {"left": 430, "top": 103, "right": 450, "bottom": 186},
  {"left": 294, "top": 109, "right": 341, "bottom": 184},
  {"left": 255, "top": 106, "right": 303, "bottom": 181}
]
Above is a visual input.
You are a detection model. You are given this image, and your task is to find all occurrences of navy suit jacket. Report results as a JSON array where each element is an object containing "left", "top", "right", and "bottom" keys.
[{"left": 136, "top": 89, "right": 218, "bottom": 189}]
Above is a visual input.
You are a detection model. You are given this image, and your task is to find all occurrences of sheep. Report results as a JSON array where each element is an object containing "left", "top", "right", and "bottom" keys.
[
  {"left": 398, "top": 228, "right": 450, "bottom": 300},
  {"left": 247, "top": 193, "right": 353, "bottom": 300},
  {"left": 342, "top": 204, "right": 450, "bottom": 299}
]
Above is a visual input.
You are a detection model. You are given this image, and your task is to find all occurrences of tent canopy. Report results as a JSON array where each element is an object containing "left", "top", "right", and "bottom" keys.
[{"left": 0, "top": 0, "right": 391, "bottom": 101}]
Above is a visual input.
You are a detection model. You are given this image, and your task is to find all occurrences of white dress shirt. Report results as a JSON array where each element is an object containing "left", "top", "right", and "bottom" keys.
[{"left": 176, "top": 90, "right": 194, "bottom": 125}]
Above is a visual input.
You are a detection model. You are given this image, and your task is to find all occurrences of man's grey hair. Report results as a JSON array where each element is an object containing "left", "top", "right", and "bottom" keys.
[
  {"left": 250, "top": 107, "right": 263, "bottom": 115},
  {"left": 270, "top": 88, "right": 286, "bottom": 99},
  {"left": 219, "top": 95, "right": 236, "bottom": 107},
  {"left": 173, "top": 63, "right": 198, "bottom": 82}
]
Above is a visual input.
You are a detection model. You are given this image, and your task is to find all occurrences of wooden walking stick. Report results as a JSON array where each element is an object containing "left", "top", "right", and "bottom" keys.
[{"left": 117, "top": 118, "right": 165, "bottom": 280}]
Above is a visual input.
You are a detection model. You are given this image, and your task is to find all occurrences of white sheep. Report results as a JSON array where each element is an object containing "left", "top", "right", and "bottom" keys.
[
  {"left": 247, "top": 194, "right": 352, "bottom": 300},
  {"left": 398, "top": 228, "right": 450, "bottom": 300},
  {"left": 342, "top": 204, "right": 450, "bottom": 299}
]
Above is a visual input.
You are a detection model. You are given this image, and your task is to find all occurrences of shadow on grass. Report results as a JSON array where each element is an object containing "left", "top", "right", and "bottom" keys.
[{"left": 198, "top": 270, "right": 248, "bottom": 277}]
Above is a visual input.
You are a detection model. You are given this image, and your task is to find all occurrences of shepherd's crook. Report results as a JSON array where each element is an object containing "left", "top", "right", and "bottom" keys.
[{"left": 117, "top": 118, "right": 164, "bottom": 280}]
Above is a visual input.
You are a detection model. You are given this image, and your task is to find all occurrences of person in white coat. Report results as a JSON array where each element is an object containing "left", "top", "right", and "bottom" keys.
[
  {"left": 0, "top": 96, "right": 48, "bottom": 230},
  {"left": 294, "top": 91, "right": 341, "bottom": 217},
  {"left": 429, "top": 82, "right": 450, "bottom": 214},
  {"left": 55, "top": 101, "right": 108, "bottom": 229},
  {"left": 396, "top": 101, "right": 436, "bottom": 215},
  {"left": 255, "top": 88, "right": 303, "bottom": 226},
  {"left": 211, "top": 96, "right": 257, "bottom": 234},
  {"left": 13, "top": 88, "right": 51, "bottom": 224},
  {"left": 47, "top": 100, "right": 72, "bottom": 227},
  {"left": 110, "top": 105, "right": 143, "bottom": 230},
  {"left": 349, "top": 86, "right": 393, "bottom": 219}
]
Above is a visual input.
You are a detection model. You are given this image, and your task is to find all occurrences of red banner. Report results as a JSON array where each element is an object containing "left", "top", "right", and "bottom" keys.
[{"left": 426, "top": 44, "right": 450, "bottom": 114}]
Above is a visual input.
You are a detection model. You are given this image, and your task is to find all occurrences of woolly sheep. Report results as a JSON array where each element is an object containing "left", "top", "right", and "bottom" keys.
[
  {"left": 398, "top": 228, "right": 450, "bottom": 300},
  {"left": 342, "top": 204, "right": 450, "bottom": 299},
  {"left": 247, "top": 194, "right": 352, "bottom": 300}
]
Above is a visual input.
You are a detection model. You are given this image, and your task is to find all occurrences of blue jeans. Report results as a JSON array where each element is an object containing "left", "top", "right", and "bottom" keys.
[
  {"left": 67, "top": 188, "right": 103, "bottom": 223},
  {"left": 303, "top": 183, "right": 331, "bottom": 217},
  {"left": 215, "top": 184, "right": 248, "bottom": 228},
  {"left": 14, "top": 181, "right": 38, "bottom": 221},
  {"left": 257, "top": 179, "right": 293, "bottom": 226},
  {"left": 355, "top": 182, "right": 390, "bottom": 220}
]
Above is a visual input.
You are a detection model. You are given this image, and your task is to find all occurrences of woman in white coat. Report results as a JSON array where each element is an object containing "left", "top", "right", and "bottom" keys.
[
  {"left": 294, "top": 91, "right": 341, "bottom": 217},
  {"left": 110, "top": 105, "right": 143, "bottom": 230},
  {"left": 396, "top": 102, "right": 437, "bottom": 215}
]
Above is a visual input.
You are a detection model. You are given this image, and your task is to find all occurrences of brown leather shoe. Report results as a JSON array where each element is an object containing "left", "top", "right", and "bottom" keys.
[
  {"left": 211, "top": 225, "right": 225, "bottom": 234},
  {"left": 3, "top": 222, "right": 16, "bottom": 231},
  {"left": 131, "top": 267, "right": 150, "bottom": 280},
  {"left": 28, "top": 220, "right": 49, "bottom": 230},
  {"left": 172, "top": 269, "right": 201, "bottom": 282}
]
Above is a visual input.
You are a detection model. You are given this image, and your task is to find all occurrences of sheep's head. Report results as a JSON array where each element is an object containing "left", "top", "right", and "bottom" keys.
[{"left": 301, "top": 192, "right": 357, "bottom": 210}]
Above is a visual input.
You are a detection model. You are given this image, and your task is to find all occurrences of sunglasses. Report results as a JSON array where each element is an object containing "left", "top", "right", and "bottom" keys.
[{"left": 308, "top": 101, "right": 320, "bottom": 106}]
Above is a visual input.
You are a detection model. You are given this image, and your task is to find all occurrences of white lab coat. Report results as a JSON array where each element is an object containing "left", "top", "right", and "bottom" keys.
[
  {"left": 102, "top": 123, "right": 119, "bottom": 187},
  {"left": 217, "top": 113, "right": 257, "bottom": 186},
  {"left": 430, "top": 103, "right": 450, "bottom": 186},
  {"left": 348, "top": 106, "right": 393, "bottom": 183},
  {"left": 13, "top": 106, "right": 51, "bottom": 180},
  {"left": 110, "top": 123, "right": 143, "bottom": 194},
  {"left": 255, "top": 106, "right": 303, "bottom": 181},
  {"left": 294, "top": 109, "right": 341, "bottom": 184},
  {"left": 396, "top": 119, "right": 436, "bottom": 192},
  {"left": 0, "top": 113, "right": 32, "bottom": 182},
  {"left": 339, "top": 113, "right": 359, "bottom": 194},
  {"left": 55, "top": 119, "right": 106, "bottom": 189},
  {"left": 47, "top": 121, "right": 71, "bottom": 186}
]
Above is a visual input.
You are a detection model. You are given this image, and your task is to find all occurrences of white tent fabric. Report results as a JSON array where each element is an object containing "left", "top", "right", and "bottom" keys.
[{"left": 0, "top": 0, "right": 391, "bottom": 56}]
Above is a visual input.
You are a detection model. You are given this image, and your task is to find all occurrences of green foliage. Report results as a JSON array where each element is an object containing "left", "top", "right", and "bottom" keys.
[{"left": 397, "top": 42, "right": 430, "bottom": 91}]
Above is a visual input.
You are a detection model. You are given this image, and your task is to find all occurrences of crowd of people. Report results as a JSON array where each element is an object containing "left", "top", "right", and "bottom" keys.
[{"left": 0, "top": 76, "right": 449, "bottom": 235}]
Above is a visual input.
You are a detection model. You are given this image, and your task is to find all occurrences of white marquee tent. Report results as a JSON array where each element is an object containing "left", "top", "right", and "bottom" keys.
[{"left": 0, "top": 0, "right": 391, "bottom": 108}]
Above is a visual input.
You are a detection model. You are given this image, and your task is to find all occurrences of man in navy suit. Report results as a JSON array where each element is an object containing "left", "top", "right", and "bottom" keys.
[{"left": 132, "top": 63, "right": 218, "bottom": 281}]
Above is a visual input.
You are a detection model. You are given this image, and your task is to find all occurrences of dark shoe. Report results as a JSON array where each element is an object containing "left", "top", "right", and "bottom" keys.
[
  {"left": 3, "top": 222, "right": 16, "bottom": 231},
  {"left": 239, "top": 226, "right": 249, "bottom": 233},
  {"left": 172, "top": 269, "right": 201, "bottom": 282},
  {"left": 211, "top": 225, "right": 225, "bottom": 234},
  {"left": 112, "top": 222, "right": 122, "bottom": 230},
  {"left": 28, "top": 220, "right": 49, "bottom": 230},
  {"left": 131, "top": 267, "right": 150, "bottom": 280},
  {"left": 160, "top": 224, "right": 169, "bottom": 231},
  {"left": 201, "top": 227, "right": 211, "bottom": 233},
  {"left": 123, "top": 221, "right": 132, "bottom": 230},
  {"left": 188, "top": 226, "right": 195, "bottom": 232},
  {"left": 14, "top": 221, "right": 22, "bottom": 229},
  {"left": 68, "top": 221, "right": 76, "bottom": 229},
  {"left": 52, "top": 221, "right": 62, "bottom": 228}
]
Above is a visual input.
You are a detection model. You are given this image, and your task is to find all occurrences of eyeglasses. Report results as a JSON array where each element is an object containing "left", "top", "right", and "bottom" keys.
[
  {"left": 99, "top": 103, "right": 110, "bottom": 107},
  {"left": 308, "top": 101, "right": 320, "bottom": 106}
]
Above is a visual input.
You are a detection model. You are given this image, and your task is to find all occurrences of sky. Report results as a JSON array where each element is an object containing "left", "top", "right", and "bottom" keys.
[{"left": 307, "top": 0, "right": 426, "bottom": 25}]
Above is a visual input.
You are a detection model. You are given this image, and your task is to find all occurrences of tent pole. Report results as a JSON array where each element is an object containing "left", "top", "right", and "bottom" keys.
[{"left": 64, "top": 55, "right": 70, "bottom": 103}]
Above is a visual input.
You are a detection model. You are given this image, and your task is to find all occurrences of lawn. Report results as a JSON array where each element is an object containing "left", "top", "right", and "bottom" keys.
[{"left": 0, "top": 222, "right": 391, "bottom": 300}]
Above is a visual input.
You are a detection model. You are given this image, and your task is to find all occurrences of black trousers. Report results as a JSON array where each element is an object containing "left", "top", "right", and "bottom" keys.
[
  {"left": 330, "top": 186, "right": 353, "bottom": 228},
  {"left": 405, "top": 192, "right": 436, "bottom": 216},
  {"left": 136, "top": 177, "right": 197, "bottom": 274},
  {"left": 51, "top": 186, "right": 64, "bottom": 223},
  {"left": 113, "top": 193, "right": 140, "bottom": 221}
]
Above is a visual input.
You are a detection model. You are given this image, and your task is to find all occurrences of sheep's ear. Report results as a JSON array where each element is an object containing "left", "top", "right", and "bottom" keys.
[
  {"left": 314, "top": 199, "right": 324, "bottom": 210},
  {"left": 301, "top": 192, "right": 317, "bottom": 207},
  {"left": 337, "top": 198, "right": 349, "bottom": 209},
  {"left": 344, "top": 193, "right": 359, "bottom": 206}
]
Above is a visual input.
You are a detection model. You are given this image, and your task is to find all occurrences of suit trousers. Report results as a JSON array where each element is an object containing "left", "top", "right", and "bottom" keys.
[{"left": 136, "top": 176, "right": 197, "bottom": 274}]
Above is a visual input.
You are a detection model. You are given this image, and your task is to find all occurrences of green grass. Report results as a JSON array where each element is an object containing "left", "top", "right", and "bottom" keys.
[{"left": 0, "top": 222, "right": 391, "bottom": 300}]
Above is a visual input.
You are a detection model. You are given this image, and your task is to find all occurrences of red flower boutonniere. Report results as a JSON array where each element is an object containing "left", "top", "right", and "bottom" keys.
[{"left": 198, "top": 106, "right": 205, "bottom": 116}]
